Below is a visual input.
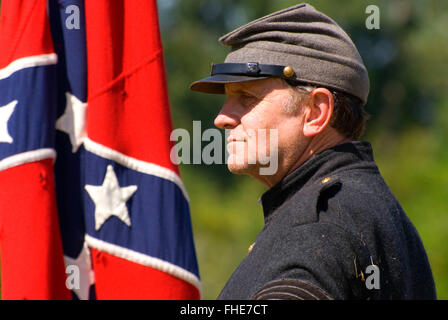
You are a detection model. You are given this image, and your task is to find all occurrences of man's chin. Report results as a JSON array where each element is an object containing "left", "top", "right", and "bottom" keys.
[{"left": 227, "top": 162, "right": 257, "bottom": 175}]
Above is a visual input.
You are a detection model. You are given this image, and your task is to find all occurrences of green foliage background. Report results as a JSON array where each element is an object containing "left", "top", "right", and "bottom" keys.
[
  {"left": 158, "top": 0, "right": 448, "bottom": 299},
  {"left": 0, "top": 0, "right": 447, "bottom": 300}
]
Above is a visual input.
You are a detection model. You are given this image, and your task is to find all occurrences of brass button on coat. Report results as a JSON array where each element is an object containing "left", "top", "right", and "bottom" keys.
[
  {"left": 321, "top": 177, "right": 331, "bottom": 184},
  {"left": 248, "top": 242, "right": 255, "bottom": 254}
]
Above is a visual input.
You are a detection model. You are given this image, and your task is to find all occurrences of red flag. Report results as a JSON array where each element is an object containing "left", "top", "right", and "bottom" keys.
[
  {"left": 0, "top": 0, "right": 71, "bottom": 299},
  {"left": 0, "top": 0, "right": 200, "bottom": 299},
  {"left": 83, "top": 0, "right": 200, "bottom": 299},
  {"left": 85, "top": 0, "right": 176, "bottom": 172}
]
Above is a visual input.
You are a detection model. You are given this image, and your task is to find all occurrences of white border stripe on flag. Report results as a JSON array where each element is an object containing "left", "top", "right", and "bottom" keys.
[
  {"left": 0, "top": 148, "right": 56, "bottom": 172},
  {"left": 0, "top": 53, "right": 58, "bottom": 80},
  {"left": 84, "top": 137, "right": 190, "bottom": 202},
  {"left": 85, "top": 234, "right": 202, "bottom": 296}
]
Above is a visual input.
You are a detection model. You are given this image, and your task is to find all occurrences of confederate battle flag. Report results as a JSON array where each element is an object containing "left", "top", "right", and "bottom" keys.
[{"left": 0, "top": 0, "right": 200, "bottom": 300}]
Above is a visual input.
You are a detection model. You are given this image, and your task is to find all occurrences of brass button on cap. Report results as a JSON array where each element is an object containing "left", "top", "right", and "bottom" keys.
[{"left": 283, "top": 66, "right": 294, "bottom": 78}]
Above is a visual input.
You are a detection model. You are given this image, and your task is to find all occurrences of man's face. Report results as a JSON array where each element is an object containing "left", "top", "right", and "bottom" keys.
[{"left": 214, "top": 78, "right": 310, "bottom": 183}]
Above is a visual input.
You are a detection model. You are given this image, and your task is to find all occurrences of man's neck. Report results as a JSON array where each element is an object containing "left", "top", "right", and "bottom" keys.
[{"left": 255, "top": 129, "right": 350, "bottom": 188}]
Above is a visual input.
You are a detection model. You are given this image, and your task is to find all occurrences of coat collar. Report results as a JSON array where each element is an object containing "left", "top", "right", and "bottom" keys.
[{"left": 260, "top": 141, "right": 375, "bottom": 223}]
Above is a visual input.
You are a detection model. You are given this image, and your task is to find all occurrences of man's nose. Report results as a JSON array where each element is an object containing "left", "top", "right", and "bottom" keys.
[{"left": 214, "top": 101, "right": 240, "bottom": 129}]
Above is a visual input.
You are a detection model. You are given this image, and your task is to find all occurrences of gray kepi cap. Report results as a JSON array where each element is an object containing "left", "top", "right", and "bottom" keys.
[{"left": 189, "top": 3, "right": 370, "bottom": 105}]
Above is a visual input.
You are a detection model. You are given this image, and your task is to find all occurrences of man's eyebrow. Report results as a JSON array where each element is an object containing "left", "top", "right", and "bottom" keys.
[
  {"left": 225, "top": 83, "right": 270, "bottom": 99},
  {"left": 225, "top": 86, "right": 254, "bottom": 96},
  {"left": 236, "top": 87, "right": 265, "bottom": 99}
]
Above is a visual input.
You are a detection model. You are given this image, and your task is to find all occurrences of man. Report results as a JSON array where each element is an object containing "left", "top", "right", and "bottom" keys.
[{"left": 189, "top": 3, "right": 436, "bottom": 300}]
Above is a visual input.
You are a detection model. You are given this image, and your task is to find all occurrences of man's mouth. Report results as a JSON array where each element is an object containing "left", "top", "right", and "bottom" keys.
[{"left": 227, "top": 137, "right": 245, "bottom": 143}]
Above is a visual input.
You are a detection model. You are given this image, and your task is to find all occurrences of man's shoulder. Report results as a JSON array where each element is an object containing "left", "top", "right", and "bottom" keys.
[
  {"left": 318, "top": 167, "right": 404, "bottom": 224},
  {"left": 279, "top": 164, "right": 394, "bottom": 225},
  {"left": 273, "top": 162, "right": 412, "bottom": 255}
]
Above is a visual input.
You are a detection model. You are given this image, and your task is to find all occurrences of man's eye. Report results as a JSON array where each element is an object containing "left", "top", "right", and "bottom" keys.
[{"left": 240, "top": 94, "right": 257, "bottom": 107}]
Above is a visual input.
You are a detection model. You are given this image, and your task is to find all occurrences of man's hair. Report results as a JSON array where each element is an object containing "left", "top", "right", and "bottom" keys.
[
  {"left": 285, "top": 80, "right": 370, "bottom": 140},
  {"left": 330, "top": 90, "right": 370, "bottom": 140}
]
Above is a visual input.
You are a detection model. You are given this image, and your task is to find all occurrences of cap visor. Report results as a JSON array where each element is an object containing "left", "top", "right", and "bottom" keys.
[{"left": 189, "top": 74, "right": 269, "bottom": 94}]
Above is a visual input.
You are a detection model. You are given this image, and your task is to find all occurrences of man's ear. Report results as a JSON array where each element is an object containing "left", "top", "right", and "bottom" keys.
[{"left": 302, "top": 88, "right": 334, "bottom": 137}]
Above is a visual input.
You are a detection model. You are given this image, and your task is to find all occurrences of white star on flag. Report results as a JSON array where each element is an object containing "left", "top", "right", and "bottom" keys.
[
  {"left": 56, "top": 92, "right": 87, "bottom": 153},
  {"left": 64, "top": 242, "right": 95, "bottom": 300},
  {"left": 85, "top": 165, "right": 138, "bottom": 231},
  {"left": 0, "top": 100, "right": 17, "bottom": 144}
]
